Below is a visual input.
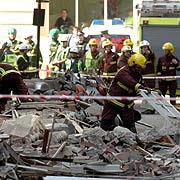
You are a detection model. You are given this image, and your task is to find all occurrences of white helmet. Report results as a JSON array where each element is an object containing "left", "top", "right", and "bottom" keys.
[
  {"left": 139, "top": 40, "right": 150, "bottom": 48},
  {"left": 61, "top": 36, "right": 69, "bottom": 42},
  {"left": 18, "top": 44, "right": 29, "bottom": 50},
  {"left": 121, "top": 46, "right": 132, "bottom": 52},
  {"left": 24, "top": 34, "right": 33, "bottom": 39},
  {"left": 70, "top": 47, "right": 79, "bottom": 54}
]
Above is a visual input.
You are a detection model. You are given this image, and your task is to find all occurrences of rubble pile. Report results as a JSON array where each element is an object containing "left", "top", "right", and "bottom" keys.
[{"left": 0, "top": 75, "right": 180, "bottom": 179}]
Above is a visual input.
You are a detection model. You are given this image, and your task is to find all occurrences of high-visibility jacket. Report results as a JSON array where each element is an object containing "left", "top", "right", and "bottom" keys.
[
  {"left": 1, "top": 52, "right": 17, "bottom": 67},
  {"left": 27, "top": 41, "right": 43, "bottom": 70},
  {"left": 65, "top": 58, "right": 83, "bottom": 73},
  {"left": 85, "top": 50, "right": 101, "bottom": 72},
  {"left": 9, "top": 39, "right": 22, "bottom": 55},
  {"left": 49, "top": 40, "right": 59, "bottom": 63},
  {"left": 17, "top": 55, "right": 29, "bottom": 71}
]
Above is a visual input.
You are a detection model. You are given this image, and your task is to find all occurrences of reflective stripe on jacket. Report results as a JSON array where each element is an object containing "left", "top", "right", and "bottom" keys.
[
  {"left": 108, "top": 65, "right": 143, "bottom": 109},
  {"left": 3, "top": 54, "right": 17, "bottom": 67},
  {"left": 0, "top": 67, "right": 20, "bottom": 78}
]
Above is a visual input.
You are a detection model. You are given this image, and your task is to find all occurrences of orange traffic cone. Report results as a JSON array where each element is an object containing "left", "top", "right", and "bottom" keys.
[{"left": 45, "top": 65, "right": 50, "bottom": 79}]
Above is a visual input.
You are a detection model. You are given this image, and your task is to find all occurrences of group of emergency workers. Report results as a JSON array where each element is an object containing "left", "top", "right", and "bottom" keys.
[
  {"left": 0, "top": 26, "right": 179, "bottom": 134},
  {"left": 101, "top": 39, "right": 180, "bottom": 133},
  {"left": 48, "top": 27, "right": 180, "bottom": 133},
  {"left": 0, "top": 28, "right": 42, "bottom": 78}
]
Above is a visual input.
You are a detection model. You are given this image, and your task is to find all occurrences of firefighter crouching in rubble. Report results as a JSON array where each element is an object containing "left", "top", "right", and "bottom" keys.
[
  {"left": 0, "top": 64, "right": 28, "bottom": 113},
  {"left": 84, "top": 38, "right": 102, "bottom": 74},
  {"left": 117, "top": 45, "right": 132, "bottom": 69},
  {"left": 100, "top": 54, "right": 149, "bottom": 133},
  {"left": 157, "top": 42, "right": 180, "bottom": 105}
]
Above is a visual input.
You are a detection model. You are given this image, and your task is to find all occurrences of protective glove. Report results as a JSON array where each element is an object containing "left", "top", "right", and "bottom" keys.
[
  {"left": 172, "top": 58, "right": 178, "bottom": 65},
  {"left": 154, "top": 89, "right": 162, "bottom": 96},
  {"left": 138, "top": 85, "right": 152, "bottom": 94},
  {"left": 144, "top": 87, "right": 152, "bottom": 94}
]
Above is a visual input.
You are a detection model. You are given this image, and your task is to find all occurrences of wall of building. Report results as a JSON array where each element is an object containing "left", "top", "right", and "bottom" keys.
[
  {"left": 49, "top": 0, "right": 132, "bottom": 30},
  {"left": 0, "top": 0, "right": 49, "bottom": 41}
]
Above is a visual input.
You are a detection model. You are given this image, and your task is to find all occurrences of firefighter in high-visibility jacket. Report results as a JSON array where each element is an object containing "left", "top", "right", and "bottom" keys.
[
  {"left": 117, "top": 45, "right": 132, "bottom": 69},
  {"left": 17, "top": 44, "right": 31, "bottom": 78},
  {"left": 99, "top": 40, "right": 119, "bottom": 76},
  {"left": 0, "top": 64, "right": 28, "bottom": 113},
  {"left": 101, "top": 54, "right": 148, "bottom": 133},
  {"left": 49, "top": 28, "right": 60, "bottom": 63},
  {"left": 8, "top": 28, "right": 22, "bottom": 55},
  {"left": 0, "top": 41, "right": 17, "bottom": 67},
  {"left": 65, "top": 47, "right": 84, "bottom": 73},
  {"left": 157, "top": 42, "right": 180, "bottom": 105},
  {"left": 52, "top": 36, "right": 70, "bottom": 72},
  {"left": 84, "top": 38, "right": 102, "bottom": 74},
  {"left": 24, "top": 34, "right": 43, "bottom": 71}
]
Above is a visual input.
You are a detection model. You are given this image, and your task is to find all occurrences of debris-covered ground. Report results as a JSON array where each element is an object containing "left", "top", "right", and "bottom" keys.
[{"left": 0, "top": 73, "right": 180, "bottom": 179}]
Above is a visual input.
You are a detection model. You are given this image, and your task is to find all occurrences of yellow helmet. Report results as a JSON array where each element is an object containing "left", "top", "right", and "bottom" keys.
[
  {"left": 162, "top": 42, "right": 174, "bottom": 53},
  {"left": 102, "top": 40, "right": 113, "bottom": 48},
  {"left": 123, "top": 39, "right": 133, "bottom": 47},
  {"left": 88, "top": 38, "right": 98, "bottom": 46},
  {"left": 128, "top": 54, "right": 147, "bottom": 68}
]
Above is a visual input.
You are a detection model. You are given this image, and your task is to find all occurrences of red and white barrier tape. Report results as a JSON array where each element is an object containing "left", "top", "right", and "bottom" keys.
[
  {"left": 98, "top": 75, "right": 180, "bottom": 80},
  {"left": 0, "top": 94, "right": 180, "bottom": 101}
]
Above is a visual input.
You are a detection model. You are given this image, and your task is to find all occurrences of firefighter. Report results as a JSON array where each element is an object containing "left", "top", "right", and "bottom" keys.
[
  {"left": 76, "top": 31, "right": 88, "bottom": 58},
  {"left": 99, "top": 40, "right": 119, "bottom": 76},
  {"left": 8, "top": 28, "right": 21, "bottom": 54},
  {"left": 84, "top": 38, "right": 102, "bottom": 74},
  {"left": 0, "top": 41, "right": 17, "bottom": 67},
  {"left": 17, "top": 44, "right": 31, "bottom": 78},
  {"left": 117, "top": 45, "right": 132, "bottom": 69},
  {"left": 65, "top": 47, "right": 84, "bottom": 73},
  {"left": 52, "top": 36, "right": 70, "bottom": 72},
  {"left": 101, "top": 54, "right": 148, "bottom": 133},
  {"left": 98, "top": 30, "right": 111, "bottom": 53},
  {"left": 0, "top": 64, "right": 28, "bottom": 113},
  {"left": 49, "top": 28, "right": 60, "bottom": 63},
  {"left": 123, "top": 38, "right": 135, "bottom": 54},
  {"left": 157, "top": 42, "right": 180, "bottom": 105},
  {"left": 24, "top": 34, "right": 43, "bottom": 71},
  {"left": 140, "top": 40, "right": 156, "bottom": 114}
]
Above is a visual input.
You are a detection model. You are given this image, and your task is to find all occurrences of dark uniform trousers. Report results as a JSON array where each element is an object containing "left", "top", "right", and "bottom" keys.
[
  {"left": 159, "top": 80, "right": 177, "bottom": 105},
  {"left": 101, "top": 101, "right": 141, "bottom": 133}
]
